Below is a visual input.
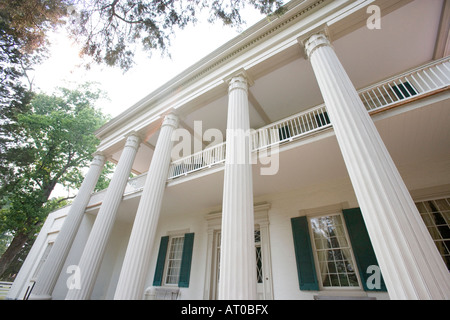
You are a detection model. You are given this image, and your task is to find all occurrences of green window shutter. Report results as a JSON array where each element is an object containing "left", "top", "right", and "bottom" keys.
[
  {"left": 153, "top": 236, "right": 169, "bottom": 286},
  {"left": 291, "top": 216, "right": 319, "bottom": 291},
  {"left": 178, "top": 233, "right": 195, "bottom": 288},
  {"left": 343, "top": 208, "right": 387, "bottom": 292}
]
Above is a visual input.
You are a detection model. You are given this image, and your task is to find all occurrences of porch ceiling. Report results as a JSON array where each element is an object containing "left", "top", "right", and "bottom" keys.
[
  {"left": 165, "top": 0, "right": 443, "bottom": 150},
  {"left": 111, "top": 0, "right": 445, "bottom": 180},
  {"left": 112, "top": 91, "right": 450, "bottom": 224}
]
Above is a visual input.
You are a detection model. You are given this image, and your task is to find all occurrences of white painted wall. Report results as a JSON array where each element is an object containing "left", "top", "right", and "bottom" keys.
[
  {"left": 11, "top": 167, "right": 448, "bottom": 300},
  {"left": 142, "top": 208, "right": 209, "bottom": 300},
  {"left": 7, "top": 206, "right": 69, "bottom": 300},
  {"left": 132, "top": 175, "right": 392, "bottom": 300}
]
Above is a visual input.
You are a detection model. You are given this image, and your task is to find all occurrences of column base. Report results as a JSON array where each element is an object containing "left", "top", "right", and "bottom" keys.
[{"left": 28, "top": 293, "right": 52, "bottom": 300}]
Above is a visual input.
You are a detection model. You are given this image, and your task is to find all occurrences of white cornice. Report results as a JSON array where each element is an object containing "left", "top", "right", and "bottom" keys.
[
  {"left": 94, "top": 0, "right": 329, "bottom": 141},
  {"left": 96, "top": 0, "right": 405, "bottom": 154}
]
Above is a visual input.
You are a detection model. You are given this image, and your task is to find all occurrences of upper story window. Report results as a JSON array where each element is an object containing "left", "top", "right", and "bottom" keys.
[{"left": 309, "top": 214, "right": 360, "bottom": 289}]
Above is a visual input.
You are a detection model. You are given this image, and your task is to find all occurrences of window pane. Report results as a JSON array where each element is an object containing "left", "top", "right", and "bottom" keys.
[
  {"left": 339, "top": 274, "right": 349, "bottom": 287},
  {"left": 416, "top": 198, "right": 450, "bottom": 271},
  {"left": 416, "top": 202, "right": 427, "bottom": 213},
  {"left": 348, "top": 273, "right": 359, "bottom": 286},
  {"left": 421, "top": 213, "right": 434, "bottom": 227},
  {"left": 256, "top": 246, "right": 263, "bottom": 283},
  {"left": 165, "top": 236, "right": 184, "bottom": 285},
  {"left": 435, "top": 199, "right": 450, "bottom": 212},
  {"left": 315, "top": 238, "right": 325, "bottom": 250},
  {"left": 310, "top": 214, "right": 360, "bottom": 288}
]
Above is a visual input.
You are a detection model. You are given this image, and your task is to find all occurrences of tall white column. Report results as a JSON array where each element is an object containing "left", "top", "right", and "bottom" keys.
[
  {"left": 218, "top": 74, "right": 257, "bottom": 300},
  {"left": 65, "top": 133, "right": 141, "bottom": 300},
  {"left": 114, "top": 114, "right": 179, "bottom": 300},
  {"left": 30, "top": 153, "right": 106, "bottom": 300},
  {"left": 303, "top": 32, "right": 450, "bottom": 299}
]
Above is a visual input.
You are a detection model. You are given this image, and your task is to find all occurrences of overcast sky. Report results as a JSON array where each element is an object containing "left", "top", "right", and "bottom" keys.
[{"left": 31, "top": 9, "right": 267, "bottom": 119}]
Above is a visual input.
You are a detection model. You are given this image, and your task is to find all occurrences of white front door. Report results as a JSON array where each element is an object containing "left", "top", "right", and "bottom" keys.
[{"left": 212, "top": 227, "right": 273, "bottom": 300}]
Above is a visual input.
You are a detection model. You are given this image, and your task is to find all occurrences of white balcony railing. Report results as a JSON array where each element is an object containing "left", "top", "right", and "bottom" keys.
[
  {"left": 359, "top": 56, "right": 450, "bottom": 112},
  {"left": 166, "top": 104, "right": 332, "bottom": 179},
  {"left": 251, "top": 104, "right": 331, "bottom": 151},
  {"left": 165, "top": 57, "right": 449, "bottom": 181},
  {"left": 168, "top": 142, "right": 227, "bottom": 179}
]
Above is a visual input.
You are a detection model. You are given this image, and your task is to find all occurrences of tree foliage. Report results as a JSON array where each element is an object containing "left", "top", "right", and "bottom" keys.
[
  {"left": 0, "top": 0, "right": 71, "bottom": 53},
  {"left": 0, "top": 84, "right": 112, "bottom": 280},
  {"left": 1, "top": 0, "right": 287, "bottom": 76},
  {"left": 68, "top": 0, "right": 286, "bottom": 70},
  {"left": 0, "top": 0, "right": 73, "bottom": 170}
]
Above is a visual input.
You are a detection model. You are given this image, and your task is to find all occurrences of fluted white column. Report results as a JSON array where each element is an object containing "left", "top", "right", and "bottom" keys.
[
  {"left": 30, "top": 153, "right": 106, "bottom": 300},
  {"left": 218, "top": 74, "right": 257, "bottom": 300},
  {"left": 114, "top": 114, "right": 179, "bottom": 300},
  {"left": 304, "top": 32, "right": 450, "bottom": 299},
  {"left": 65, "top": 133, "right": 141, "bottom": 300}
]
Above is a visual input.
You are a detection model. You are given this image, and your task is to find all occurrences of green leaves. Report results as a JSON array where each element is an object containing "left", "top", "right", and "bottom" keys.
[
  {"left": 10, "top": 85, "right": 107, "bottom": 193},
  {"left": 0, "top": 83, "right": 110, "bottom": 240}
]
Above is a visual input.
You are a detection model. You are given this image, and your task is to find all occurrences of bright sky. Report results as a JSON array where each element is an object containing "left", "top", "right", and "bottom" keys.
[
  {"left": 37, "top": 8, "right": 269, "bottom": 199},
  {"left": 31, "top": 9, "right": 267, "bottom": 119}
]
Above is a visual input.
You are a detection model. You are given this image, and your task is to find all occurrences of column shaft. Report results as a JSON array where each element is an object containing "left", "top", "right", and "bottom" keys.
[
  {"left": 218, "top": 74, "right": 257, "bottom": 300},
  {"left": 304, "top": 33, "right": 450, "bottom": 299},
  {"left": 114, "top": 114, "right": 179, "bottom": 300},
  {"left": 65, "top": 133, "right": 140, "bottom": 300},
  {"left": 30, "top": 153, "right": 105, "bottom": 300}
]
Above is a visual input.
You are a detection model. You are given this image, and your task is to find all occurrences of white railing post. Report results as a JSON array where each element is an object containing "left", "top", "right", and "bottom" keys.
[
  {"left": 358, "top": 56, "right": 449, "bottom": 111},
  {"left": 161, "top": 58, "right": 450, "bottom": 182}
]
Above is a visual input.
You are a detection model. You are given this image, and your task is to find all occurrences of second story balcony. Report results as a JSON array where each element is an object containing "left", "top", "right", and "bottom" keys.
[
  {"left": 100, "top": 56, "right": 449, "bottom": 203},
  {"left": 85, "top": 0, "right": 450, "bottom": 223}
]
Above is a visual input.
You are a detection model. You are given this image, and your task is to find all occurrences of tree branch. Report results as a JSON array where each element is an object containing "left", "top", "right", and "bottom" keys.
[{"left": 56, "top": 195, "right": 76, "bottom": 204}]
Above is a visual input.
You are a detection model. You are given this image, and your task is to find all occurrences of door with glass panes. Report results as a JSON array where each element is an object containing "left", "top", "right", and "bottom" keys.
[{"left": 212, "top": 228, "right": 272, "bottom": 299}]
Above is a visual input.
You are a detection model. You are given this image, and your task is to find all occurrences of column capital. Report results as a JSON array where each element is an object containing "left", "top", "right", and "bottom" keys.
[
  {"left": 91, "top": 152, "right": 106, "bottom": 167},
  {"left": 228, "top": 75, "right": 248, "bottom": 94},
  {"left": 224, "top": 69, "right": 254, "bottom": 93},
  {"left": 303, "top": 32, "right": 331, "bottom": 60},
  {"left": 124, "top": 131, "right": 142, "bottom": 150},
  {"left": 161, "top": 113, "right": 179, "bottom": 129}
]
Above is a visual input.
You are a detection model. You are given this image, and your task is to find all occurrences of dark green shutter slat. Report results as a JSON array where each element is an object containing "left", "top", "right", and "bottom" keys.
[
  {"left": 291, "top": 217, "right": 319, "bottom": 291},
  {"left": 153, "top": 236, "right": 169, "bottom": 286},
  {"left": 178, "top": 233, "right": 195, "bottom": 288},
  {"left": 343, "top": 208, "right": 387, "bottom": 291}
]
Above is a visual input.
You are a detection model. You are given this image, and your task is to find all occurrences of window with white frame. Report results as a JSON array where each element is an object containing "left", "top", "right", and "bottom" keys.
[
  {"left": 153, "top": 232, "right": 194, "bottom": 288},
  {"left": 415, "top": 197, "right": 450, "bottom": 270},
  {"left": 164, "top": 235, "right": 185, "bottom": 285},
  {"left": 309, "top": 214, "right": 360, "bottom": 288}
]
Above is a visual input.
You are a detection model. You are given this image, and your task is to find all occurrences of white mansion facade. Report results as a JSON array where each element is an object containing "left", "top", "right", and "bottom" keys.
[{"left": 8, "top": 0, "right": 450, "bottom": 300}]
